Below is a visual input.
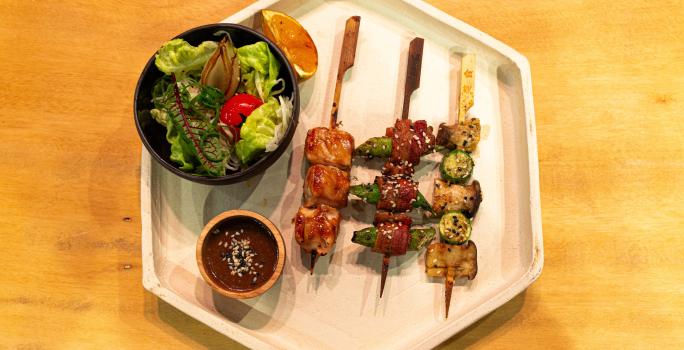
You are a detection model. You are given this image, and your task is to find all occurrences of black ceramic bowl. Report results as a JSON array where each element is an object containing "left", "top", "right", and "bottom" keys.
[{"left": 134, "top": 23, "right": 299, "bottom": 185}]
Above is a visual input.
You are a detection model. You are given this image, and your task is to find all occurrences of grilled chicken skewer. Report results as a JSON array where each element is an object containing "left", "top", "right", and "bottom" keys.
[
  {"left": 425, "top": 241, "right": 478, "bottom": 318},
  {"left": 295, "top": 16, "right": 361, "bottom": 274}
]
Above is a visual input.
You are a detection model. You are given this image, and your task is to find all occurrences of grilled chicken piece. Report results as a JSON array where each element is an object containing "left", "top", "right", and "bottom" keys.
[
  {"left": 303, "top": 164, "right": 350, "bottom": 209},
  {"left": 294, "top": 205, "right": 340, "bottom": 256},
  {"left": 425, "top": 241, "right": 478, "bottom": 318},
  {"left": 436, "top": 118, "right": 480, "bottom": 152},
  {"left": 432, "top": 179, "right": 482, "bottom": 217},
  {"left": 425, "top": 241, "right": 478, "bottom": 279},
  {"left": 375, "top": 175, "right": 418, "bottom": 212},
  {"left": 305, "top": 127, "right": 354, "bottom": 169}
]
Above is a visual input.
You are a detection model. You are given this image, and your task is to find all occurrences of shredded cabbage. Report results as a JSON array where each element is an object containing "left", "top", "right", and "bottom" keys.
[{"left": 265, "top": 95, "right": 293, "bottom": 152}]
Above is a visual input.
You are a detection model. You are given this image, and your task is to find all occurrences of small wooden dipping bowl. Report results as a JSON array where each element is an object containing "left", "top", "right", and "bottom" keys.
[{"left": 196, "top": 210, "right": 285, "bottom": 299}]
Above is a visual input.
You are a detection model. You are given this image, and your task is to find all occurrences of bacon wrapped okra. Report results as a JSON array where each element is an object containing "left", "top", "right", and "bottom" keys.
[
  {"left": 349, "top": 176, "right": 432, "bottom": 212},
  {"left": 355, "top": 119, "right": 435, "bottom": 163}
]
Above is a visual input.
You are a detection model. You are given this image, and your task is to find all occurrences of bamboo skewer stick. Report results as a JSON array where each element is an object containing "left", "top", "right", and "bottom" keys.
[
  {"left": 444, "top": 272, "right": 455, "bottom": 318},
  {"left": 457, "top": 54, "right": 475, "bottom": 124},
  {"left": 400, "top": 37, "right": 424, "bottom": 120},
  {"left": 329, "top": 16, "right": 361, "bottom": 130}
]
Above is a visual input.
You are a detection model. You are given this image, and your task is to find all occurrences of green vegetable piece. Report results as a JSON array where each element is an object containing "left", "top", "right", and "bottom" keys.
[
  {"left": 351, "top": 227, "right": 377, "bottom": 247},
  {"left": 237, "top": 42, "right": 283, "bottom": 101},
  {"left": 408, "top": 227, "right": 436, "bottom": 250},
  {"left": 351, "top": 226, "right": 436, "bottom": 250},
  {"left": 413, "top": 191, "right": 434, "bottom": 213},
  {"left": 439, "top": 211, "right": 472, "bottom": 245},
  {"left": 440, "top": 150, "right": 473, "bottom": 182},
  {"left": 349, "top": 183, "right": 381, "bottom": 204},
  {"left": 155, "top": 39, "right": 218, "bottom": 80},
  {"left": 355, "top": 137, "right": 392, "bottom": 158},
  {"left": 440, "top": 149, "right": 474, "bottom": 183},
  {"left": 235, "top": 97, "right": 281, "bottom": 165}
]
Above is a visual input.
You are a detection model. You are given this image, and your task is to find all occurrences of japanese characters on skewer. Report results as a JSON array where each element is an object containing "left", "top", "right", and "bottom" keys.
[{"left": 294, "top": 16, "right": 361, "bottom": 274}]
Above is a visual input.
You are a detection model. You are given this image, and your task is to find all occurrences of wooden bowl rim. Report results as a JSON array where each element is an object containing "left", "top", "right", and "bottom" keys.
[{"left": 196, "top": 210, "right": 286, "bottom": 299}]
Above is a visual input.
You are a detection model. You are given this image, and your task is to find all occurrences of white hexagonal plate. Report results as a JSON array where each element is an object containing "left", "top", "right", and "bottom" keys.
[{"left": 140, "top": 0, "right": 543, "bottom": 349}]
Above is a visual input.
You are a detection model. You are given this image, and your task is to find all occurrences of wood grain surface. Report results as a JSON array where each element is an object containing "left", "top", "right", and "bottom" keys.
[{"left": 2, "top": 0, "right": 683, "bottom": 349}]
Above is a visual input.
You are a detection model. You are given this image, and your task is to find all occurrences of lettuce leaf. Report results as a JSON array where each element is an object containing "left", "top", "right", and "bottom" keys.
[
  {"left": 155, "top": 39, "right": 218, "bottom": 80},
  {"left": 237, "top": 42, "right": 284, "bottom": 100},
  {"left": 235, "top": 97, "right": 280, "bottom": 164},
  {"left": 165, "top": 116, "right": 195, "bottom": 171}
]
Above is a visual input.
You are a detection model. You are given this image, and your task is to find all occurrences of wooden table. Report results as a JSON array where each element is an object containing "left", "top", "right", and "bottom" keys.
[{"left": 2, "top": 0, "right": 683, "bottom": 348}]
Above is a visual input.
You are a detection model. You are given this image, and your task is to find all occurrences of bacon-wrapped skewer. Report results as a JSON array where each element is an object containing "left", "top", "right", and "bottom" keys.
[
  {"left": 294, "top": 16, "right": 361, "bottom": 273},
  {"left": 355, "top": 119, "right": 435, "bottom": 163},
  {"left": 349, "top": 176, "right": 432, "bottom": 213},
  {"left": 425, "top": 241, "right": 477, "bottom": 318},
  {"left": 350, "top": 38, "right": 431, "bottom": 295},
  {"left": 352, "top": 212, "right": 435, "bottom": 297}
]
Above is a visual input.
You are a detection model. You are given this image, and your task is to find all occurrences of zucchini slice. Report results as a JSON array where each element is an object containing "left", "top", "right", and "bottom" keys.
[
  {"left": 440, "top": 149, "right": 474, "bottom": 183},
  {"left": 439, "top": 211, "right": 472, "bottom": 245}
]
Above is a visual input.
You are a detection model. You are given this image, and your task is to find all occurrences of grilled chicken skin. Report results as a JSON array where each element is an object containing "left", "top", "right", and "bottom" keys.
[
  {"left": 305, "top": 127, "right": 355, "bottom": 169},
  {"left": 303, "top": 164, "right": 350, "bottom": 209},
  {"left": 294, "top": 205, "right": 340, "bottom": 256}
]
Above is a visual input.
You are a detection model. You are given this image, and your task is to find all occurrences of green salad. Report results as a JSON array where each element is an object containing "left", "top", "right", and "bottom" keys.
[{"left": 149, "top": 33, "right": 293, "bottom": 176}]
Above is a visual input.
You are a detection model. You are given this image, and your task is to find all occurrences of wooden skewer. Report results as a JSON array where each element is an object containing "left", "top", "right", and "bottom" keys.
[
  {"left": 310, "top": 251, "right": 318, "bottom": 275},
  {"left": 445, "top": 272, "right": 455, "bottom": 318},
  {"left": 400, "top": 37, "right": 424, "bottom": 120},
  {"left": 378, "top": 38, "right": 424, "bottom": 296},
  {"left": 379, "top": 254, "right": 390, "bottom": 298},
  {"left": 309, "top": 16, "right": 360, "bottom": 274},
  {"left": 457, "top": 54, "right": 476, "bottom": 124},
  {"left": 329, "top": 16, "right": 361, "bottom": 130}
]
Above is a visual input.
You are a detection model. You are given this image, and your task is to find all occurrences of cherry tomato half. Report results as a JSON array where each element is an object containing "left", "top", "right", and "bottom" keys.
[{"left": 219, "top": 93, "right": 263, "bottom": 128}]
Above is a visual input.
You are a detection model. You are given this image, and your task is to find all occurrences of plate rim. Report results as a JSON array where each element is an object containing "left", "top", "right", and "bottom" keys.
[{"left": 140, "top": 0, "right": 544, "bottom": 348}]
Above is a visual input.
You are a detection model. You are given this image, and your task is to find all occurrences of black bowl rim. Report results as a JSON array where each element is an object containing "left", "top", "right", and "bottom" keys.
[{"left": 134, "top": 23, "right": 300, "bottom": 185}]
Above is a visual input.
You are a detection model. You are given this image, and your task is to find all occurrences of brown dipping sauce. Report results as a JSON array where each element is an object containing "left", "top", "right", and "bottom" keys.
[{"left": 202, "top": 216, "right": 278, "bottom": 291}]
